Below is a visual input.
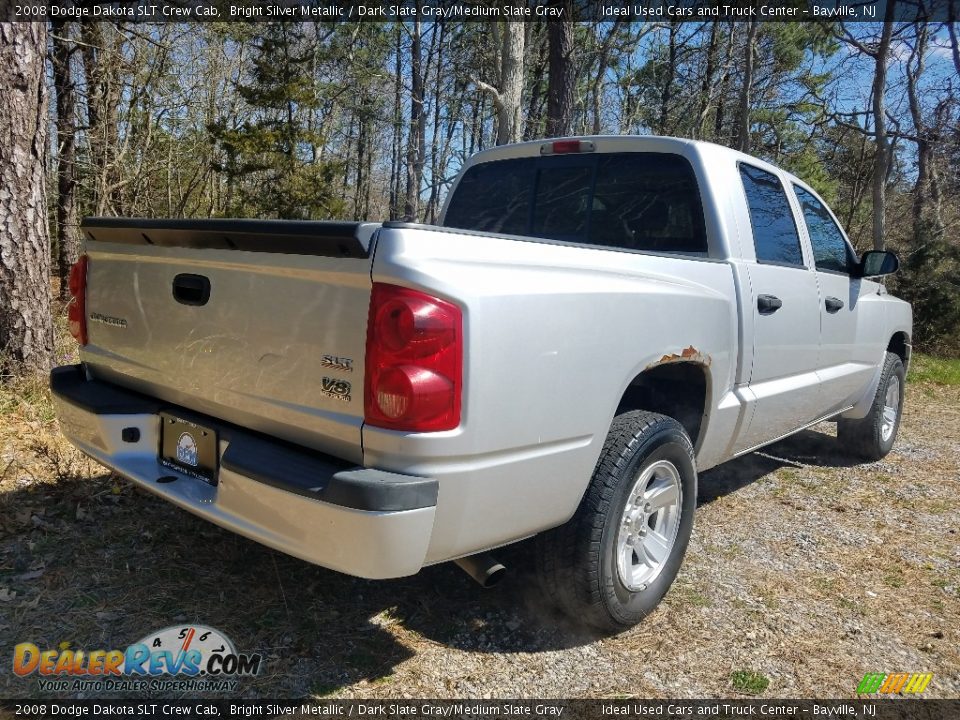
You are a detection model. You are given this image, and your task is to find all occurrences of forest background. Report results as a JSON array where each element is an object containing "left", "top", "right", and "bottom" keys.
[{"left": 1, "top": 12, "right": 959, "bottom": 379}]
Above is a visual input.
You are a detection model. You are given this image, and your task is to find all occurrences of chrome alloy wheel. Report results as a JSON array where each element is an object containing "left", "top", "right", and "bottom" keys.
[
  {"left": 616, "top": 459, "right": 683, "bottom": 592},
  {"left": 881, "top": 375, "right": 901, "bottom": 443}
]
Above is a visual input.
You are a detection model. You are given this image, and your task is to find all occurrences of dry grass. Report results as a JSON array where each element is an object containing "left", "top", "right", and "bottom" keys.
[{"left": 1, "top": 361, "right": 958, "bottom": 699}]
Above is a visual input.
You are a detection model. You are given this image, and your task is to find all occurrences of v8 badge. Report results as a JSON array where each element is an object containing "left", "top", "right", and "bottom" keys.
[{"left": 321, "top": 377, "right": 352, "bottom": 402}]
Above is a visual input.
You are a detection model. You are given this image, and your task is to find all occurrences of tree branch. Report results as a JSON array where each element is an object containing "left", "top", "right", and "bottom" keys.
[{"left": 471, "top": 77, "right": 504, "bottom": 111}]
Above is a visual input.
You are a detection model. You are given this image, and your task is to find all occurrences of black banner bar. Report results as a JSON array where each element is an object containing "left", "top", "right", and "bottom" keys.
[
  {"left": 4, "top": 700, "right": 960, "bottom": 720},
  {"left": 3, "top": 0, "right": 958, "bottom": 24}
]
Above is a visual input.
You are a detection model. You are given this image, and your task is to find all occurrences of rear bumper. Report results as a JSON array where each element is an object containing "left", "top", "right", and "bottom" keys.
[{"left": 50, "top": 365, "right": 437, "bottom": 579}]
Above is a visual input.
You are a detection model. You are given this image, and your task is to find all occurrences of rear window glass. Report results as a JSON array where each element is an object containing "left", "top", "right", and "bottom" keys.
[
  {"left": 738, "top": 163, "right": 804, "bottom": 266},
  {"left": 532, "top": 165, "right": 592, "bottom": 241},
  {"left": 442, "top": 158, "right": 534, "bottom": 235},
  {"left": 443, "top": 152, "right": 708, "bottom": 254}
]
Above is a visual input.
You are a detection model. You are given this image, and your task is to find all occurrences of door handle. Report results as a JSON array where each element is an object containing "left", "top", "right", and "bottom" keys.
[
  {"left": 172, "top": 274, "right": 211, "bottom": 306},
  {"left": 825, "top": 296, "right": 844, "bottom": 313},
  {"left": 757, "top": 294, "right": 782, "bottom": 315}
]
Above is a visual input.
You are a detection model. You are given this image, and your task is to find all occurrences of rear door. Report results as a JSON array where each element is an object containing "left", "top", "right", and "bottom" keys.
[{"left": 736, "top": 163, "right": 824, "bottom": 451}]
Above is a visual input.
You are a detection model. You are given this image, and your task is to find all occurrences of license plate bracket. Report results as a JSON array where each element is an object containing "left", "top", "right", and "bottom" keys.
[{"left": 160, "top": 413, "right": 218, "bottom": 485}]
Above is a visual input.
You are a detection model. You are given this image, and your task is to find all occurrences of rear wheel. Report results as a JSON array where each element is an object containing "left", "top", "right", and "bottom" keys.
[
  {"left": 536, "top": 411, "right": 696, "bottom": 632},
  {"left": 838, "top": 351, "right": 905, "bottom": 461}
]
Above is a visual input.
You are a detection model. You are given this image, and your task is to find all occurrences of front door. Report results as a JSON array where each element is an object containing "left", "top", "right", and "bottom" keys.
[{"left": 791, "top": 184, "right": 874, "bottom": 413}]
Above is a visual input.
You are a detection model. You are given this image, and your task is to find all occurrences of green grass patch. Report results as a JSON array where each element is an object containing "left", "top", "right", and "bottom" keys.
[
  {"left": 779, "top": 469, "right": 800, "bottom": 482},
  {"left": 0, "top": 374, "right": 55, "bottom": 420},
  {"left": 836, "top": 596, "right": 860, "bottom": 613},
  {"left": 668, "top": 580, "right": 713, "bottom": 608},
  {"left": 813, "top": 576, "right": 836, "bottom": 593},
  {"left": 909, "top": 353, "right": 960, "bottom": 385},
  {"left": 883, "top": 572, "right": 905, "bottom": 589},
  {"left": 731, "top": 670, "right": 770, "bottom": 695}
]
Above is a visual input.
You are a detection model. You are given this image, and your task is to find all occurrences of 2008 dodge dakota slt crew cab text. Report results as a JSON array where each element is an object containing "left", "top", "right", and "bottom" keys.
[{"left": 52, "top": 136, "right": 911, "bottom": 630}]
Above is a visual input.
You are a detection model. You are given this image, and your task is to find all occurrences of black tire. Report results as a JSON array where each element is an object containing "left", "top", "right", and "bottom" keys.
[
  {"left": 837, "top": 351, "right": 906, "bottom": 462},
  {"left": 535, "top": 410, "right": 697, "bottom": 632}
]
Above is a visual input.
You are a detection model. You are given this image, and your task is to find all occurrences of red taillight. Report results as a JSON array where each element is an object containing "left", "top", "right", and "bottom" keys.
[
  {"left": 67, "top": 254, "right": 88, "bottom": 345},
  {"left": 364, "top": 283, "right": 462, "bottom": 432}
]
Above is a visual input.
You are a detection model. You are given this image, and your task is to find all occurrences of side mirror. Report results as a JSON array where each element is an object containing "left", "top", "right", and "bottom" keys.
[{"left": 857, "top": 250, "right": 899, "bottom": 278}]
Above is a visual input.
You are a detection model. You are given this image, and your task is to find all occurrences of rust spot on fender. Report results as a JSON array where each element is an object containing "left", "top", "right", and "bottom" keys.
[{"left": 649, "top": 345, "right": 712, "bottom": 369}]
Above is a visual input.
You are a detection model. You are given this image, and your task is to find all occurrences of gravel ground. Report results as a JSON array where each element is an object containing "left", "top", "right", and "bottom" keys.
[{"left": 1, "top": 382, "right": 957, "bottom": 699}]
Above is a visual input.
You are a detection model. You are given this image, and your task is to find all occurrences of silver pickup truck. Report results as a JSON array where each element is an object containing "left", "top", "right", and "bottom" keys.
[{"left": 52, "top": 136, "right": 911, "bottom": 631}]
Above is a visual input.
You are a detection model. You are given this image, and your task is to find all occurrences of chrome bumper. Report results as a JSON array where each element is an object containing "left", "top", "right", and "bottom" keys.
[{"left": 51, "top": 365, "right": 436, "bottom": 579}]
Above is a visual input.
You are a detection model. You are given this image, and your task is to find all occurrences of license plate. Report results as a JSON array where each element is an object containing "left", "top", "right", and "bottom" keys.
[{"left": 160, "top": 413, "right": 218, "bottom": 484}]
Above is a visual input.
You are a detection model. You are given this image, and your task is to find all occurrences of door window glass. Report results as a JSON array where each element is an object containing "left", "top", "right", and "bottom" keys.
[
  {"left": 739, "top": 164, "right": 804, "bottom": 266},
  {"left": 794, "top": 185, "right": 852, "bottom": 273}
]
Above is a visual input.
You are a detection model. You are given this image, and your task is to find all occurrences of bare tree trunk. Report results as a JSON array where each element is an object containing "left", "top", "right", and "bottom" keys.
[
  {"left": 696, "top": 21, "right": 719, "bottom": 140},
  {"left": 469, "top": 93, "right": 483, "bottom": 155},
  {"left": 52, "top": 20, "right": 80, "bottom": 300},
  {"left": 736, "top": 18, "right": 758, "bottom": 153},
  {"left": 906, "top": 22, "right": 932, "bottom": 242},
  {"left": 523, "top": 25, "right": 547, "bottom": 140},
  {"left": 871, "top": 5, "right": 896, "bottom": 250},
  {"left": 0, "top": 23, "right": 54, "bottom": 376},
  {"left": 545, "top": 10, "right": 575, "bottom": 137},
  {"left": 909, "top": 29, "right": 946, "bottom": 249},
  {"left": 657, "top": 20, "right": 679, "bottom": 135},
  {"left": 389, "top": 24, "right": 403, "bottom": 220},
  {"left": 498, "top": 22, "right": 525, "bottom": 144},
  {"left": 355, "top": 113, "right": 366, "bottom": 221},
  {"left": 591, "top": 20, "right": 622, "bottom": 135},
  {"left": 843, "top": 132, "right": 871, "bottom": 234},
  {"left": 427, "top": 22, "right": 446, "bottom": 223},
  {"left": 714, "top": 23, "right": 735, "bottom": 141},
  {"left": 404, "top": 18, "right": 425, "bottom": 221},
  {"left": 474, "top": 22, "right": 526, "bottom": 145},
  {"left": 948, "top": 2, "right": 960, "bottom": 79},
  {"left": 80, "top": 23, "right": 123, "bottom": 216}
]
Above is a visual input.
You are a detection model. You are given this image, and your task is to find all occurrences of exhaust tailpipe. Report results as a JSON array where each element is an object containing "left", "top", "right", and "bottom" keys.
[{"left": 454, "top": 553, "right": 506, "bottom": 588}]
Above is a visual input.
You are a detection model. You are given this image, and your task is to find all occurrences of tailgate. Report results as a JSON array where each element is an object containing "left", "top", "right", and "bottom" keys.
[{"left": 79, "top": 219, "right": 378, "bottom": 463}]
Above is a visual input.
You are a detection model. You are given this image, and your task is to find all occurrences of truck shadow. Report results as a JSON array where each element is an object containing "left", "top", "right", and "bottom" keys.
[
  {"left": 2, "top": 424, "right": 863, "bottom": 697},
  {"left": 695, "top": 424, "right": 864, "bottom": 506}
]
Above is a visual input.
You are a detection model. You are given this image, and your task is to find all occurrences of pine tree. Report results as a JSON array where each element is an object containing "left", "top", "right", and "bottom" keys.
[
  {"left": 209, "top": 23, "right": 345, "bottom": 219},
  {"left": 0, "top": 23, "right": 54, "bottom": 376}
]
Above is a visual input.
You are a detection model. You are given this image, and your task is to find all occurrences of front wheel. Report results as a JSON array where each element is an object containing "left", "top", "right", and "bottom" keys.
[
  {"left": 838, "top": 351, "right": 906, "bottom": 462},
  {"left": 535, "top": 411, "right": 697, "bottom": 632}
]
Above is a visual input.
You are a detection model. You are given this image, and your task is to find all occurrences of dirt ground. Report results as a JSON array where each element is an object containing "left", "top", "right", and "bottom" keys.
[{"left": 1, "top": 379, "right": 957, "bottom": 700}]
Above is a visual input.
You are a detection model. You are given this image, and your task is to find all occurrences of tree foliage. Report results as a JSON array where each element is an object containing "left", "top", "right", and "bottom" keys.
[
  {"left": 208, "top": 24, "right": 346, "bottom": 219},
  {"left": 1, "top": 18, "right": 958, "bottom": 377}
]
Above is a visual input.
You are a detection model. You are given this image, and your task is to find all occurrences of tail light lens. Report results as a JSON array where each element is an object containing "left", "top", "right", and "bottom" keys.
[
  {"left": 364, "top": 283, "right": 462, "bottom": 432},
  {"left": 67, "top": 254, "right": 88, "bottom": 345}
]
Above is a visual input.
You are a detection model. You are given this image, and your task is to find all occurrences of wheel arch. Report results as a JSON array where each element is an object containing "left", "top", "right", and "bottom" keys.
[
  {"left": 887, "top": 331, "right": 911, "bottom": 370},
  {"left": 615, "top": 361, "right": 710, "bottom": 452}
]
